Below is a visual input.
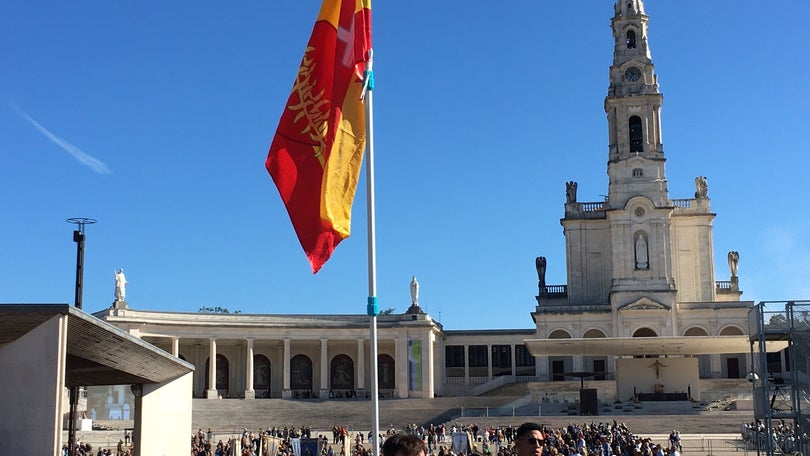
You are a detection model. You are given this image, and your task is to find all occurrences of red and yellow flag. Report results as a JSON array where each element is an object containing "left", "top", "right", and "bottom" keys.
[{"left": 266, "top": 0, "right": 372, "bottom": 273}]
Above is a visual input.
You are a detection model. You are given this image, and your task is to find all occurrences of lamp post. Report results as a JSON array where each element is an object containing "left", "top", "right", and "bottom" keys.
[{"left": 65, "top": 217, "right": 96, "bottom": 455}]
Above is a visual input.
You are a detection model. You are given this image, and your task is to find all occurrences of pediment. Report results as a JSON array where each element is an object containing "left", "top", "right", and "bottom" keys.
[{"left": 619, "top": 297, "right": 670, "bottom": 312}]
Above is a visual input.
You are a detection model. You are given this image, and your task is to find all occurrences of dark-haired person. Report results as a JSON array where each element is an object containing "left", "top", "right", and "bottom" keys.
[
  {"left": 383, "top": 433, "right": 428, "bottom": 456},
  {"left": 515, "top": 423, "right": 546, "bottom": 456}
]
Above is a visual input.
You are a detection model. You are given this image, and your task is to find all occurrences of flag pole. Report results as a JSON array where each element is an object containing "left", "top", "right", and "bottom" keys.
[{"left": 362, "top": 49, "right": 381, "bottom": 456}]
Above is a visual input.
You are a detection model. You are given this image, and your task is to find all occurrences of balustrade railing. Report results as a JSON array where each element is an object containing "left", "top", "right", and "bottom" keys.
[
  {"left": 716, "top": 281, "right": 732, "bottom": 290},
  {"left": 540, "top": 285, "right": 568, "bottom": 298},
  {"left": 671, "top": 199, "right": 693, "bottom": 208},
  {"left": 580, "top": 201, "right": 607, "bottom": 212}
]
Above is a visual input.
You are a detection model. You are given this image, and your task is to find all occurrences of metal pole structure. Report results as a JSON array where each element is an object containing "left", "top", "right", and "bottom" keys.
[
  {"left": 362, "top": 51, "right": 381, "bottom": 456},
  {"left": 66, "top": 217, "right": 96, "bottom": 456},
  {"left": 759, "top": 303, "right": 773, "bottom": 456}
]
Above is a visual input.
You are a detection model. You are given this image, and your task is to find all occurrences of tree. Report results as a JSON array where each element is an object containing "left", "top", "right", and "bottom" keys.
[
  {"left": 767, "top": 313, "right": 787, "bottom": 327},
  {"left": 378, "top": 307, "right": 395, "bottom": 315},
  {"left": 198, "top": 306, "right": 241, "bottom": 314}
]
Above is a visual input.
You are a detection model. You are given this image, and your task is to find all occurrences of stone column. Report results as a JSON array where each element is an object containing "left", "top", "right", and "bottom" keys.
[
  {"left": 282, "top": 338, "right": 292, "bottom": 399},
  {"left": 537, "top": 356, "right": 548, "bottom": 380},
  {"left": 320, "top": 338, "right": 329, "bottom": 398},
  {"left": 710, "top": 354, "right": 721, "bottom": 379},
  {"left": 206, "top": 338, "right": 218, "bottom": 399},
  {"left": 573, "top": 356, "right": 584, "bottom": 373},
  {"left": 192, "top": 344, "right": 201, "bottom": 396},
  {"left": 356, "top": 338, "right": 366, "bottom": 396},
  {"left": 245, "top": 338, "right": 255, "bottom": 399},
  {"left": 396, "top": 335, "right": 409, "bottom": 398},
  {"left": 487, "top": 344, "right": 493, "bottom": 379},
  {"left": 511, "top": 344, "right": 517, "bottom": 377},
  {"left": 464, "top": 345, "right": 470, "bottom": 383},
  {"left": 171, "top": 337, "right": 179, "bottom": 358},
  {"left": 422, "top": 331, "right": 434, "bottom": 398}
]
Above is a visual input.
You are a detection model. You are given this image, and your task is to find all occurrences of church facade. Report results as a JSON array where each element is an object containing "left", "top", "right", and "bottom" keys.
[
  {"left": 97, "top": 0, "right": 752, "bottom": 402},
  {"left": 527, "top": 0, "right": 751, "bottom": 387}
]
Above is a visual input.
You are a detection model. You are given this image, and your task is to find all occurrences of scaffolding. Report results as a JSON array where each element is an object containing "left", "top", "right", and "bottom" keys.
[{"left": 749, "top": 301, "right": 810, "bottom": 456}]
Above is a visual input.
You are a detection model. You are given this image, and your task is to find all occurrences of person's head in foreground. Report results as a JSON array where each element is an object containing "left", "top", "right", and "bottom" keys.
[
  {"left": 515, "top": 422, "right": 546, "bottom": 456},
  {"left": 383, "top": 433, "right": 428, "bottom": 456}
]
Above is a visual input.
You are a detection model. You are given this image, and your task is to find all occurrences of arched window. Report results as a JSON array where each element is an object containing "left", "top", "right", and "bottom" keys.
[
  {"left": 626, "top": 30, "right": 636, "bottom": 49},
  {"left": 583, "top": 329, "right": 607, "bottom": 338},
  {"left": 290, "top": 354, "right": 313, "bottom": 390},
  {"left": 684, "top": 327, "right": 708, "bottom": 336},
  {"left": 720, "top": 326, "right": 744, "bottom": 336},
  {"left": 254, "top": 354, "right": 271, "bottom": 394},
  {"left": 378, "top": 354, "right": 395, "bottom": 389},
  {"left": 632, "top": 327, "right": 657, "bottom": 337},
  {"left": 629, "top": 116, "right": 643, "bottom": 152},
  {"left": 330, "top": 354, "right": 354, "bottom": 390}
]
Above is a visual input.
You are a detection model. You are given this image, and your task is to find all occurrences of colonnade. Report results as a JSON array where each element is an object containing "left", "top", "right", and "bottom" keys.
[{"left": 151, "top": 332, "right": 438, "bottom": 400}]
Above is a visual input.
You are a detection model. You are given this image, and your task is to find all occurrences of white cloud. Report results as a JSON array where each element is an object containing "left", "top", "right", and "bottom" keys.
[{"left": 10, "top": 104, "right": 112, "bottom": 174}]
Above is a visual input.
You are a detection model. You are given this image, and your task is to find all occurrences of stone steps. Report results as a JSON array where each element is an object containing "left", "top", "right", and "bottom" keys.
[{"left": 191, "top": 396, "right": 516, "bottom": 434}]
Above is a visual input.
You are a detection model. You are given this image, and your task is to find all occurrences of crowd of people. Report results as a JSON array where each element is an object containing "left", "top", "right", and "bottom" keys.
[
  {"left": 419, "top": 421, "right": 685, "bottom": 456},
  {"left": 61, "top": 436, "right": 133, "bottom": 456},
  {"left": 742, "top": 420, "right": 808, "bottom": 454},
  {"left": 188, "top": 420, "right": 694, "bottom": 456}
]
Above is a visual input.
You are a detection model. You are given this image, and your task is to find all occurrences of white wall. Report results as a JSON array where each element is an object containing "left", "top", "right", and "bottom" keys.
[
  {"left": 0, "top": 314, "right": 67, "bottom": 455},
  {"left": 134, "top": 371, "right": 193, "bottom": 456},
  {"left": 616, "top": 357, "right": 700, "bottom": 401}
]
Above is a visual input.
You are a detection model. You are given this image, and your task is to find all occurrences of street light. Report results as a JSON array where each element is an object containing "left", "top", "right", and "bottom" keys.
[{"left": 65, "top": 217, "right": 95, "bottom": 455}]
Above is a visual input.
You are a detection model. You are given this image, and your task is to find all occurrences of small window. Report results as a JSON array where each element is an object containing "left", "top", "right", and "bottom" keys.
[
  {"left": 629, "top": 116, "right": 643, "bottom": 152},
  {"left": 468, "top": 345, "right": 488, "bottom": 367},
  {"left": 515, "top": 345, "right": 535, "bottom": 367},
  {"left": 445, "top": 346, "right": 464, "bottom": 368},
  {"left": 632, "top": 168, "right": 643, "bottom": 177},
  {"left": 626, "top": 30, "right": 636, "bottom": 49}
]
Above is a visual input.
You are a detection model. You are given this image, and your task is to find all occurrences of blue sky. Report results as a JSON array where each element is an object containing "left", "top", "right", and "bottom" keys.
[{"left": 2, "top": 1, "right": 809, "bottom": 330}]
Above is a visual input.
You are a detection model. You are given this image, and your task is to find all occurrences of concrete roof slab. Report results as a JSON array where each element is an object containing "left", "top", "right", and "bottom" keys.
[{"left": 0, "top": 304, "right": 193, "bottom": 387}]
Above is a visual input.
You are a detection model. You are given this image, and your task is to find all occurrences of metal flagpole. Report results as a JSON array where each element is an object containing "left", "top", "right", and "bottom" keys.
[{"left": 362, "top": 49, "right": 381, "bottom": 456}]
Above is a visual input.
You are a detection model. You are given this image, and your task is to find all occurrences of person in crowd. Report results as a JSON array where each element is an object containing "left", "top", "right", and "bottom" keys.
[
  {"left": 383, "top": 433, "right": 428, "bottom": 456},
  {"left": 514, "top": 422, "right": 546, "bottom": 456}
]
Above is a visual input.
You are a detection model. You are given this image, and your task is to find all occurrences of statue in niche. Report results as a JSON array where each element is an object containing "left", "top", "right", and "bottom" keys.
[
  {"left": 635, "top": 234, "right": 649, "bottom": 270},
  {"left": 114, "top": 268, "right": 128, "bottom": 301},
  {"left": 565, "top": 181, "right": 578, "bottom": 204},
  {"left": 535, "top": 256, "right": 547, "bottom": 293},
  {"left": 694, "top": 176, "right": 708, "bottom": 198},
  {"left": 728, "top": 251, "right": 740, "bottom": 278}
]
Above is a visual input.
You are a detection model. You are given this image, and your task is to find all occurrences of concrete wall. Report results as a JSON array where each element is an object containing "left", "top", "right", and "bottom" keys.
[
  {"left": 0, "top": 314, "right": 67, "bottom": 455},
  {"left": 134, "top": 371, "right": 193, "bottom": 456},
  {"left": 616, "top": 357, "right": 699, "bottom": 401}
]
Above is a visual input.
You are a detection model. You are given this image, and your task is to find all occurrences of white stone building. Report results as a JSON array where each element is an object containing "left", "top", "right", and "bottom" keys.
[{"left": 96, "top": 0, "right": 752, "bottom": 402}]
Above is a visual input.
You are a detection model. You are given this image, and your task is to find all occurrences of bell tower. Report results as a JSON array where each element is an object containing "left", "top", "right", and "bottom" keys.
[
  {"left": 537, "top": 0, "right": 744, "bottom": 377},
  {"left": 605, "top": 0, "right": 668, "bottom": 208}
]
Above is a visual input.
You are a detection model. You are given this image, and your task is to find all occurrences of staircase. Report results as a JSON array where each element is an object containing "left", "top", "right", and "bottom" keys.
[
  {"left": 192, "top": 396, "right": 517, "bottom": 434},
  {"left": 700, "top": 379, "right": 753, "bottom": 403}
]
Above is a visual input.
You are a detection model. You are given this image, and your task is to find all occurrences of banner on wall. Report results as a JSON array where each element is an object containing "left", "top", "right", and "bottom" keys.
[{"left": 408, "top": 339, "right": 422, "bottom": 390}]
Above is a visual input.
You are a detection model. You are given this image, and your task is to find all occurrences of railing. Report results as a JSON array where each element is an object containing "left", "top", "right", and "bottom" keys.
[
  {"left": 444, "top": 376, "right": 492, "bottom": 385},
  {"left": 469, "top": 375, "right": 514, "bottom": 397},
  {"left": 716, "top": 281, "right": 732, "bottom": 290},
  {"left": 566, "top": 202, "right": 607, "bottom": 220},
  {"left": 679, "top": 435, "right": 749, "bottom": 455},
  {"left": 580, "top": 201, "right": 607, "bottom": 212},
  {"left": 541, "top": 285, "right": 567, "bottom": 296},
  {"left": 671, "top": 199, "right": 693, "bottom": 208}
]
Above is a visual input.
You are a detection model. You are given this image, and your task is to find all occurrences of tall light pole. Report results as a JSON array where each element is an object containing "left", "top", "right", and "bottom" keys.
[{"left": 66, "top": 217, "right": 96, "bottom": 455}]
